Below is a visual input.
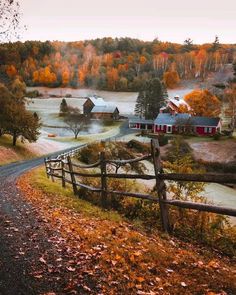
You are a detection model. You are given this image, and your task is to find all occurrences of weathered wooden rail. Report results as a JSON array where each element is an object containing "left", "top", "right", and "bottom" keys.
[{"left": 44, "top": 139, "right": 236, "bottom": 233}]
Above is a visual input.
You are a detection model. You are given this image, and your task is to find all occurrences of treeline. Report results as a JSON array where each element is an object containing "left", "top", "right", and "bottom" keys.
[{"left": 0, "top": 37, "right": 235, "bottom": 91}]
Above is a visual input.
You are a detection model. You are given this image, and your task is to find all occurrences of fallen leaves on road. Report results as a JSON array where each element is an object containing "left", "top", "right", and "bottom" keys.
[{"left": 17, "top": 168, "right": 236, "bottom": 294}]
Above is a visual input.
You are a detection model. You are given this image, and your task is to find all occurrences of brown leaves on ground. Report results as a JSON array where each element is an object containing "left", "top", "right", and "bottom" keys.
[{"left": 17, "top": 169, "right": 236, "bottom": 294}]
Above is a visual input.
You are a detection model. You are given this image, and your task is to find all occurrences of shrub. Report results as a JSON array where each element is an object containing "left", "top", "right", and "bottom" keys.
[
  {"left": 26, "top": 90, "right": 41, "bottom": 98},
  {"left": 198, "top": 159, "right": 236, "bottom": 174},
  {"left": 158, "top": 134, "right": 169, "bottom": 146},
  {"left": 126, "top": 140, "right": 150, "bottom": 154},
  {"left": 78, "top": 142, "right": 104, "bottom": 164},
  {"left": 78, "top": 142, "right": 147, "bottom": 174},
  {"left": 213, "top": 133, "right": 221, "bottom": 140}
]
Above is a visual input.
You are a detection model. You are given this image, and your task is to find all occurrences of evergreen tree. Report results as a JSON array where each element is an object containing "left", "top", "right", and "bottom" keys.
[
  {"left": 144, "top": 78, "right": 165, "bottom": 119},
  {"left": 134, "top": 90, "right": 146, "bottom": 118},
  {"left": 60, "top": 98, "right": 69, "bottom": 114},
  {"left": 135, "top": 78, "right": 165, "bottom": 120},
  {"left": 162, "top": 82, "right": 169, "bottom": 101},
  {"left": 182, "top": 38, "right": 194, "bottom": 52},
  {"left": 211, "top": 35, "right": 220, "bottom": 52},
  {"left": 232, "top": 61, "right": 236, "bottom": 83}
]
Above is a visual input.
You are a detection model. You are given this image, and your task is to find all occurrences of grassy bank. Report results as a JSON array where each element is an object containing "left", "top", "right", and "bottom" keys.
[
  {"left": 18, "top": 167, "right": 236, "bottom": 294},
  {"left": 0, "top": 135, "right": 37, "bottom": 165}
]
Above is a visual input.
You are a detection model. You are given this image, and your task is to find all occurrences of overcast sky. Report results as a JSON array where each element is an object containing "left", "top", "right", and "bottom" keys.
[{"left": 21, "top": 0, "right": 236, "bottom": 44}]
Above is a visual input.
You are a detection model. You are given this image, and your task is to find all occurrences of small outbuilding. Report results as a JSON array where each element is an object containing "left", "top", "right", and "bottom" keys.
[
  {"left": 90, "top": 105, "right": 120, "bottom": 120},
  {"left": 83, "top": 96, "right": 119, "bottom": 120}
]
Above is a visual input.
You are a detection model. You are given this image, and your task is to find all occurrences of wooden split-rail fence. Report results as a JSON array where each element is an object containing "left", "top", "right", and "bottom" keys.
[{"left": 44, "top": 139, "right": 236, "bottom": 233}]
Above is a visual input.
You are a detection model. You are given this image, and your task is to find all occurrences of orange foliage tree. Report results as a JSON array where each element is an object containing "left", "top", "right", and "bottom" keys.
[
  {"left": 107, "top": 67, "right": 119, "bottom": 90},
  {"left": 6, "top": 65, "right": 17, "bottom": 78},
  {"left": 61, "top": 66, "right": 70, "bottom": 86},
  {"left": 184, "top": 90, "right": 221, "bottom": 117},
  {"left": 163, "top": 71, "right": 180, "bottom": 89}
]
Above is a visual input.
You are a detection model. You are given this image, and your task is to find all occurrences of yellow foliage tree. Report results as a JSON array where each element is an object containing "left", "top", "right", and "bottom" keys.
[
  {"left": 107, "top": 67, "right": 119, "bottom": 90},
  {"left": 33, "top": 66, "right": 56, "bottom": 86},
  {"left": 163, "top": 71, "right": 180, "bottom": 89},
  {"left": 184, "top": 89, "right": 221, "bottom": 117}
]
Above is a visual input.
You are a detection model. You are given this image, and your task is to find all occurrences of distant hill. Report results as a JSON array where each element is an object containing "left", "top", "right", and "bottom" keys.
[{"left": 0, "top": 38, "right": 235, "bottom": 92}]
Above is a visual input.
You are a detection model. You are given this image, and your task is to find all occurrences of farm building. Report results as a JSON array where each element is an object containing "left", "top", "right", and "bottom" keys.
[
  {"left": 129, "top": 118, "right": 154, "bottom": 132},
  {"left": 160, "top": 95, "right": 190, "bottom": 114},
  {"left": 83, "top": 96, "right": 119, "bottom": 120},
  {"left": 129, "top": 113, "right": 221, "bottom": 136}
]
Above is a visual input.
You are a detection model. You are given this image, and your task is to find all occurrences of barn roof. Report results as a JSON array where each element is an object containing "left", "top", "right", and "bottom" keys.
[
  {"left": 84, "top": 96, "right": 106, "bottom": 106},
  {"left": 91, "top": 105, "right": 119, "bottom": 114}
]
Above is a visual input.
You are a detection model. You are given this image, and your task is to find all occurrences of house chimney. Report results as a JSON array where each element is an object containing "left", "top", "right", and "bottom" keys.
[{"left": 174, "top": 95, "right": 180, "bottom": 101}]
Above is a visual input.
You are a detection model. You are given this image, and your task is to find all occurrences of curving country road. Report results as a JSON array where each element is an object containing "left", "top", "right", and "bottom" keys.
[
  {"left": 0, "top": 145, "right": 87, "bottom": 294},
  {"left": 0, "top": 122, "right": 136, "bottom": 294}
]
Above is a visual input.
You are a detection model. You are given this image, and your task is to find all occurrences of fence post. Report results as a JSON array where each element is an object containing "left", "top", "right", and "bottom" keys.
[
  {"left": 151, "top": 139, "right": 171, "bottom": 233},
  {"left": 48, "top": 158, "right": 54, "bottom": 182},
  {"left": 61, "top": 160, "right": 66, "bottom": 188},
  {"left": 67, "top": 156, "right": 78, "bottom": 195},
  {"left": 100, "top": 151, "right": 107, "bottom": 207},
  {"left": 44, "top": 158, "right": 50, "bottom": 179}
]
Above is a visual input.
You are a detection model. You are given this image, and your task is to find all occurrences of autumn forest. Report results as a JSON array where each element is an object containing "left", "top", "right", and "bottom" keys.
[{"left": 1, "top": 37, "right": 235, "bottom": 91}]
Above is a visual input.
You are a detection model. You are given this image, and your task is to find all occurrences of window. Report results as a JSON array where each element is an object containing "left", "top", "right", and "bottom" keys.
[
  {"left": 129, "top": 123, "right": 137, "bottom": 128},
  {"left": 204, "top": 127, "right": 212, "bottom": 133},
  {"left": 167, "top": 125, "right": 172, "bottom": 133}
]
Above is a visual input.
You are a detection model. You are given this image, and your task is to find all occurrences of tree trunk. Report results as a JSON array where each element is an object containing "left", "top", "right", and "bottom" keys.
[{"left": 12, "top": 133, "right": 17, "bottom": 146}]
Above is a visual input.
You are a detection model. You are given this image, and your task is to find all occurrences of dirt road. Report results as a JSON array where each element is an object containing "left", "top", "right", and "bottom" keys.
[{"left": 0, "top": 147, "right": 83, "bottom": 294}]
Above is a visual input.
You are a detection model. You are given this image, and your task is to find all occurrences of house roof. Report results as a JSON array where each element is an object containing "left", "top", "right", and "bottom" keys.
[
  {"left": 129, "top": 118, "right": 154, "bottom": 125},
  {"left": 154, "top": 113, "right": 220, "bottom": 127},
  {"left": 168, "top": 97, "right": 189, "bottom": 109},
  {"left": 154, "top": 113, "right": 191, "bottom": 125},
  {"left": 91, "top": 105, "right": 119, "bottom": 114},
  {"left": 190, "top": 116, "right": 221, "bottom": 126},
  {"left": 84, "top": 96, "right": 106, "bottom": 106}
]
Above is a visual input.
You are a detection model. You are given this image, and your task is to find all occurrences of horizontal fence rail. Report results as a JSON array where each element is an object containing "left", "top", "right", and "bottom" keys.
[{"left": 44, "top": 139, "right": 236, "bottom": 232}]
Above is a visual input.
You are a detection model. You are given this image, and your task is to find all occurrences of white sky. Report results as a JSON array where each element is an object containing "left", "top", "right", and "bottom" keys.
[{"left": 21, "top": 0, "right": 236, "bottom": 44}]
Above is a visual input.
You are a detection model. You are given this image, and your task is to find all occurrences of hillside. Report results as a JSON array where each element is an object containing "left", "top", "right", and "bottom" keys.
[
  {"left": 0, "top": 38, "right": 235, "bottom": 92},
  {"left": 0, "top": 135, "right": 71, "bottom": 166},
  {"left": 16, "top": 167, "right": 236, "bottom": 294}
]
